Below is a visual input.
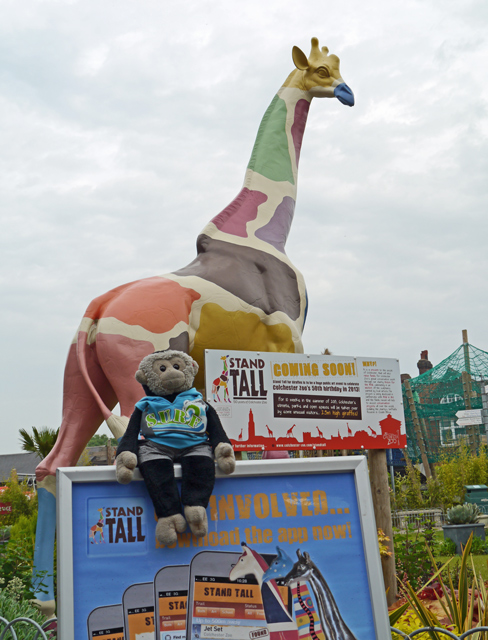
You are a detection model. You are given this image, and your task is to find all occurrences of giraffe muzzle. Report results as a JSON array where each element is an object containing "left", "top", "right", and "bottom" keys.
[{"left": 334, "top": 82, "right": 355, "bottom": 106}]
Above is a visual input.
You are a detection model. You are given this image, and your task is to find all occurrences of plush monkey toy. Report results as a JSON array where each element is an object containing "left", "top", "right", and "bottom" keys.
[{"left": 116, "top": 349, "right": 236, "bottom": 545}]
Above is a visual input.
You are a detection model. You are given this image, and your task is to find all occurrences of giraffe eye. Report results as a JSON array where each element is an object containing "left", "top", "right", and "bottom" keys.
[{"left": 316, "top": 67, "right": 330, "bottom": 78}]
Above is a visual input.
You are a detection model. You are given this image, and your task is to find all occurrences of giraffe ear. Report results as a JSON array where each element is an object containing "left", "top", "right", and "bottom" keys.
[{"left": 292, "top": 46, "right": 309, "bottom": 70}]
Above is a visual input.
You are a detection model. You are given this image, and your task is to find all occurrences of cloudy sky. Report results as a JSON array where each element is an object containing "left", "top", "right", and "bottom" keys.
[{"left": 1, "top": 0, "right": 487, "bottom": 454}]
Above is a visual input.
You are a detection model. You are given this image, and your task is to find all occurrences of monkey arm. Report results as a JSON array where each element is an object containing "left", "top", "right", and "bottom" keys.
[
  {"left": 205, "top": 404, "right": 235, "bottom": 475},
  {"left": 116, "top": 408, "right": 142, "bottom": 457},
  {"left": 115, "top": 408, "right": 142, "bottom": 484},
  {"left": 205, "top": 403, "right": 231, "bottom": 450}
]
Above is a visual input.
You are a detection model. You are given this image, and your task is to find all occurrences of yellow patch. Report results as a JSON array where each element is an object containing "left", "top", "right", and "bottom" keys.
[{"left": 191, "top": 304, "right": 295, "bottom": 389}]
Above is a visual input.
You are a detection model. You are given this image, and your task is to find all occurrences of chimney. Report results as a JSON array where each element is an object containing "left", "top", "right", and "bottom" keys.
[{"left": 417, "top": 350, "right": 433, "bottom": 376}]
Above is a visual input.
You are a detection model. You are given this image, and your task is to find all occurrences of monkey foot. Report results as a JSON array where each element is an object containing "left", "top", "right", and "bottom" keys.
[
  {"left": 184, "top": 506, "right": 208, "bottom": 538},
  {"left": 155, "top": 514, "right": 187, "bottom": 546}
]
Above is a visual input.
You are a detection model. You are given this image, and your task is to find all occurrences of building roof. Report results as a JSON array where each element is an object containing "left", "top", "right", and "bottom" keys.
[{"left": 0, "top": 452, "right": 39, "bottom": 482}]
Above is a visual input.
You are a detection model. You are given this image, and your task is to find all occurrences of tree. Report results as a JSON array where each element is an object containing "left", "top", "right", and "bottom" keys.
[
  {"left": 18, "top": 426, "right": 59, "bottom": 460},
  {"left": 87, "top": 433, "right": 117, "bottom": 447}
]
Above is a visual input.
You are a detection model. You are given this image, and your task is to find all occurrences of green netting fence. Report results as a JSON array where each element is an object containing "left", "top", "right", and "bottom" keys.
[{"left": 402, "top": 342, "right": 488, "bottom": 464}]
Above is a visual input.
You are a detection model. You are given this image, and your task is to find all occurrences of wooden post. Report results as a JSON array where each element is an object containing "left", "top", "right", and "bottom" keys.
[
  {"left": 404, "top": 379, "right": 432, "bottom": 479},
  {"left": 369, "top": 449, "right": 397, "bottom": 606},
  {"left": 462, "top": 329, "right": 478, "bottom": 455}
]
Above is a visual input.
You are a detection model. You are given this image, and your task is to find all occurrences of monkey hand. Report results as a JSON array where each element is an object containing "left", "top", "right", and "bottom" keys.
[
  {"left": 116, "top": 451, "right": 137, "bottom": 484},
  {"left": 215, "top": 442, "right": 236, "bottom": 475}
]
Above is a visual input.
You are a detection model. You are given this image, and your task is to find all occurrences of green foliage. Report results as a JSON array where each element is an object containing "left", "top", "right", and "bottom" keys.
[
  {"left": 391, "top": 610, "right": 433, "bottom": 640},
  {"left": 401, "top": 533, "right": 488, "bottom": 638},
  {"left": 446, "top": 502, "right": 480, "bottom": 524},
  {"left": 394, "top": 520, "right": 437, "bottom": 590},
  {"left": 0, "top": 525, "right": 11, "bottom": 546},
  {"left": 0, "top": 470, "right": 36, "bottom": 526},
  {"left": 0, "top": 578, "right": 55, "bottom": 639},
  {"left": 469, "top": 534, "right": 488, "bottom": 555},
  {"left": 434, "top": 443, "right": 488, "bottom": 509},
  {"left": 391, "top": 444, "right": 488, "bottom": 513},
  {"left": 438, "top": 537, "right": 457, "bottom": 556},
  {"left": 87, "top": 433, "right": 117, "bottom": 447},
  {"left": 18, "top": 426, "right": 59, "bottom": 460},
  {"left": 392, "top": 461, "right": 424, "bottom": 510},
  {"left": 9, "top": 512, "right": 37, "bottom": 562}
]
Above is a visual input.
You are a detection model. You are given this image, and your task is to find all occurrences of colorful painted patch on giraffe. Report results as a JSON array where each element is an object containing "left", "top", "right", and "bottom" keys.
[{"left": 292, "top": 582, "right": 326, "bottom": 640}]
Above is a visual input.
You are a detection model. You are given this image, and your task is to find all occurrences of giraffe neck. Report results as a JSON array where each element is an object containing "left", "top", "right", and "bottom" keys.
[
  {"left": 308, "top": 570, "right": 356, "bottom": 640},
  {"left": 199, "top": 86, "right": 312, "bottom": 255}
]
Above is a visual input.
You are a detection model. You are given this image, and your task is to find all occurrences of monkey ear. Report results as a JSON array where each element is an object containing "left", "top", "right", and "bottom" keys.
[
  {"left": 135, "top": 370, "right": 147, "bottom": 385},
  {"left": 191, "top": 360, "right": 199, "bottom": 376}
]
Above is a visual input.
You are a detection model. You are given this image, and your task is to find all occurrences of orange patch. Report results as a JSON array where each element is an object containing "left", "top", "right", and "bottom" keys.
[{"left": 83, "top": 276, "right": 200, "bottom": 334}]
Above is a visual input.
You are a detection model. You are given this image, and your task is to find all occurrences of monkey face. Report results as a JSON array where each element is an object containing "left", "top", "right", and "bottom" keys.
[
  {"left": 151, "top": 356, "right": 187, "bottom": 392},
  {"left": 135, "top": 350, "right": 198, "bottom": 396}
]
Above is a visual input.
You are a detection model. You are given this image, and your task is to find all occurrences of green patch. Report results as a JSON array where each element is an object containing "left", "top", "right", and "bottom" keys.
[{"left": 247, "top": 95, "right": 294, "bottom": 185}]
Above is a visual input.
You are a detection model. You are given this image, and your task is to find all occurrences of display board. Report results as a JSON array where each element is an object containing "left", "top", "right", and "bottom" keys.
[
  {"left": 57, "top": 459, "right": 391, "bottom": 639},
  {"left": 205, "top": 350, "right": 406, "bottom": 451}
]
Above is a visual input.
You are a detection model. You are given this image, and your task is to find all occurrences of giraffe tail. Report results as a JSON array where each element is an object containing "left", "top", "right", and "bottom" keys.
[{"left": 76, "top": 318, "right": 128, "bottom": 440}]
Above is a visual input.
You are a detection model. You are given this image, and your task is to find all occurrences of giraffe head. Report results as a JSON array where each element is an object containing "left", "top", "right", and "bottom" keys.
[{"left": 285, "top": 37, "right": 354, "bottom": 106}]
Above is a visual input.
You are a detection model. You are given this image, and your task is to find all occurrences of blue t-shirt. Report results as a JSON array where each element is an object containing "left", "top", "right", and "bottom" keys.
[{"left": 135, "top": 388, "right": 208, "bottom": 449}]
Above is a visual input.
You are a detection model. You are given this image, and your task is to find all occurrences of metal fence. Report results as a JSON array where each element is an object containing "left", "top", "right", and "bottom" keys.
[
  {"left": 3, "top": 615, "right": 488, "bottom": 639},
  {"left": 0, "top": 616, "right": 56, "bottom": 639},
  {"left": 392, "top": 508, "right": 446, "bottom": 529},
  {"left": 391, "top": 627, "right": 488, "bottom": 638}
]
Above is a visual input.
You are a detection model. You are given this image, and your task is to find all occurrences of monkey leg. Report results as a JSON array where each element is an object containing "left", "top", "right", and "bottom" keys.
[
  {"left": 180, "top": 455, "right": 216, "bottom": 508},
  {"left": 178, "top": 455, "right": 213, "bottom": 538},
  {"left": 139, "top": 459, "right": 187, "bottom": 545},
  {"left": 138, "top": 459, "right": 182, "bottom": 518}
]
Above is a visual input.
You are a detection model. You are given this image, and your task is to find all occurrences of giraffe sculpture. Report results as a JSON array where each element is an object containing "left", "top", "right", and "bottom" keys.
[
  {"left": 32, "top": 37, "right": 354, "bottom": 613},
  {"left": 284, "top": 550, "right": 358, "bottom": 640}
]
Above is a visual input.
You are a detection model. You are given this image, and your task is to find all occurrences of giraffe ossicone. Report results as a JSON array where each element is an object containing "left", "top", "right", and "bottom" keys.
[{"left": 32, "top": 37, "right": 354, "bottom": 613}]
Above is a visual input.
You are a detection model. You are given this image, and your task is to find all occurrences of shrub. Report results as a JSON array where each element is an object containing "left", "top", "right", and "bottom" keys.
[
  {"left": 446, "top": 502, "right": 480, "bottom": 524},
  {"left": 434, "top": 443, "right": 488, "bottom": 509},
  {"left": 470, "top": 534, "right": 488, "bottom": 555},
  {"left": 392, "top": 461, "right": 424, "bottom": 510},
  {"left": 394, "top": 522, "right": 437, "bottom": 590},
  {"left": 391, "top": 610, "right": 434, "bottom": 640},
  {"left": 0, "top": 470, "right": 36, "bottom": 527},
  {"left": 438, "top": 537, "right": 457, "bottom": 556},
  {"left": 0, "top": 577, "right": 56, "bottom": 639},
  {"left": 0, "top": 511, "right": 51, "bottom": 601}
]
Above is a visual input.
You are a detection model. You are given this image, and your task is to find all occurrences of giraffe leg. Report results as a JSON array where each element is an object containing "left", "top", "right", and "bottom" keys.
[
  {"left": 33, "top": 341, "right": 117, "bottom": 610},
  {"left": 94, "top": 333, "right": 157, "bottom": 418}
]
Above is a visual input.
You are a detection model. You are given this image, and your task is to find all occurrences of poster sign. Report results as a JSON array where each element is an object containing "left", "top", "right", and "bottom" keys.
[
  {"left": 0, "top": 502, "right": 12, "bottom": 514},
  {"left": 205, "top": 350, "right": 406, "bottom": 451},
  {"left": 57, "top": 459, "right": 391, "bottom": 639}
]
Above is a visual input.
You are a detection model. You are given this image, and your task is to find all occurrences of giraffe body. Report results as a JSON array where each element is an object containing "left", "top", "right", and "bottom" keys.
[{"left": 33, "top": 38, "right": 354, "bottom": 611}]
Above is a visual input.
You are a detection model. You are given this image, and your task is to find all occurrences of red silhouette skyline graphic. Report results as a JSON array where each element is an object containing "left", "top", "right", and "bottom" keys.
[{"left": 230, "top": 410, "right": 406, "bottom": 451}]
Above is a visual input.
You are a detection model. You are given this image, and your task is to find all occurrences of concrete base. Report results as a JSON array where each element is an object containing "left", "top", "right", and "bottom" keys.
[
  {"left": 442, "top": 523, "right": 486, "bottom": 554},
  {"left": 31, "top": 598, "right": 56, "bottom": 619}
]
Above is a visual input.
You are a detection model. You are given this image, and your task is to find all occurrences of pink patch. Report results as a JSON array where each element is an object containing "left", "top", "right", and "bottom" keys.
[
  {"left": 246, "top": 545, "right": 270, "bottom": 572},
  {"left": 211, "top": 188, "right": 267, "bottom": 237},
  {"left": 291, "top": 100, "right": 310, "bottom": 166}
]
